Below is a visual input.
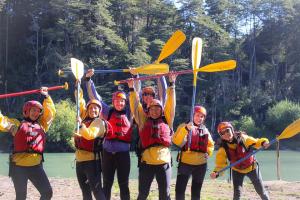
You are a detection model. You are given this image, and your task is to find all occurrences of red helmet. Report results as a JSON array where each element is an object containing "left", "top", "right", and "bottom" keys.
[
  {"left": 112, "top": 91, "right": 127, "bottom": 101},
  {"left": 86, "top": 99, "right": 102, "bottom": 110},
  {"left": 23, "top": 101, "right": 43, "bottom": 118},
  {"left": 217, "top": 121, "right": 234, "bottom": 134},
  {"left": 194, "top": 105, "right": 207, "bottom": 117}
]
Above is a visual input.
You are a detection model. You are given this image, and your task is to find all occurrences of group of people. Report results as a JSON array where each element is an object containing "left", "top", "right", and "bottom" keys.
[{"left": 0, "top": 68, "right": 271, "bottom": 200}]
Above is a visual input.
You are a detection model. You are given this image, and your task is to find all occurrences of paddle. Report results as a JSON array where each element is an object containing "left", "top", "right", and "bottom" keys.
[
  {"left": 70, "top": 58, "right": 84, "bottom": 135},
  {"left": 122, "top": 30, "right": 186, "bottom": 77},
  {"left": 187, "top": 38, "right": 203, "bottom": 150},
  {"left": 58, "top": 63, "right": 169, "bottom": 76},
  {"left": 216, "top": 118, "right": 300, "bottom": 175},
  {"left": 197, "top": 60, "right": 236, "bottom": 72},
  {"left": 114, "top": 60, "right": 237, "bottom": 85},
  {"left": 0, "top": 83, "right": 68, "bottom": 99},
  {"left": 59, "top": 30, "right": 185, "bottom": 78},
  {"left": 155, "top": 30, "right": 186, "bottom": 63}
]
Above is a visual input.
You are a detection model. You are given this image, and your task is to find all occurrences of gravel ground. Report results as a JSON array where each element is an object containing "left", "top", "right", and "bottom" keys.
[{"left": 0, "top": 176, "right": 299, "bottom": 200}]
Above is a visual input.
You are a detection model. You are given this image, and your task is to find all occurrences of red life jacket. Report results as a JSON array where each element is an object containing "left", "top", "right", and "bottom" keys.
[
  {"left": 13, "top": 121, "right": 45, "bottom": 154},
  {"left": 105, "top": 109, "right": 132, "bottom": 143},
  {"left": 139, "top": 118, "right": 172, "bottom": 149},
  {"left": 75, "top": 118, "right": 107, "bottom": 152},
  {"left": 223, "top": 139, "right": 255, "bottom": 169},
  {"left": 183, "top": 125, "right": 208, "bottom": 153}
]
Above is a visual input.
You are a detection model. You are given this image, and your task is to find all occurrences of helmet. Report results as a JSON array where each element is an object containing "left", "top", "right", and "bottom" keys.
[
  {"left": 147, "top": 99, "right": 163, "bottom": 109},
  {"left": 112, "top": 91, "right": 127, "bottom": 101},
  {"left": 217, "top": 121, "right": 234, "bottom": 134},
  {"left": 194, "top": 105, "right": 207, "bottom": 117},
  {"left": 23, "top": 101, "right": 43, "bottom": 117},
  {"left": 86, "top": 99, "right": 102, "bottom": 110},
  {"left": 142, "top": 86, "right": 155, "bottom": 95}
]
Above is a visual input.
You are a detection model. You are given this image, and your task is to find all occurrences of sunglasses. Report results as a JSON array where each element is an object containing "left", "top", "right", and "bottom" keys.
[
  {"left": 220, "top": 129, "right": 230, "bottom": 136},
  {"left": 143, "top": 93, "right": 155, "bottom": 97}
]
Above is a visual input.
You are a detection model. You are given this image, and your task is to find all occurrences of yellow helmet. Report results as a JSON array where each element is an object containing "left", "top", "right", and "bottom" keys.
[{"left": 86, "top": 99, "right": 102, "bottom": 110}]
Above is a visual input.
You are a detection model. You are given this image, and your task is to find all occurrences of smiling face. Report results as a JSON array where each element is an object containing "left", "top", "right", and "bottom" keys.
[
  {"left": 113, "top": 97, "right": 126, "bottom": 111},
  {"left": 193, "top": 112, "right": 205, "bottom": 126},
  {"left": 149, "top": 105, "right": 162, "bottom": 119},
  {"left": 29, "top": 107, "right": 42, "bottom": 121},
  {"left": 87, "top": 104, "right": 101, "bottom": 118},
  {"left": 142, "top": 93, "right": 155, "bottom": 106}
]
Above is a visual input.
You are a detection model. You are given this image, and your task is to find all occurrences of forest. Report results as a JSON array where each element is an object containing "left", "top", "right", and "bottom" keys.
[{"left": 0, "top": 0, "right": 300, "bottom": 151}]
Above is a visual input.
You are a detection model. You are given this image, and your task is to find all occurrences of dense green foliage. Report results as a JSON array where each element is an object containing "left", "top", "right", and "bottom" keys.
[
  {"left": 0, "top": 0, "right": 300, "bottom": 151},
  {"left": 232, "top": 115, "right": 261, "bottom": 137},
  {"left": 264, "top": 100, "right": 300, "bottom": 149},
  {"left": 265, "top": 100, "right": 300, "bottom": 138},
  {"left": 46, "top": 99, "right": 76, "bottom": 152}
]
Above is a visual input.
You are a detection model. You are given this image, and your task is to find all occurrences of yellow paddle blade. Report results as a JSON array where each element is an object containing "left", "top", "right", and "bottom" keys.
[
  {"left": 192, "top": 37, "right": 202, "bottom": 70},
  {"left": 156, "top": 30, "right": 186, "bottom": 63},
  {"left": 277, "top": 118, "right": 300, "bottom": 140},
  {"left": 197, "top": 60, "right": 237, "bottom": 73},
  {"left": 123, "top": 63, "right": 169, "bottom": 75},
  {"left": 71, "top": 58, "right": 84, "bottom": 80}
]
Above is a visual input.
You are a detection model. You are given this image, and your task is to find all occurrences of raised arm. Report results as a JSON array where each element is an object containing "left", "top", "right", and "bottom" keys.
[
  {"left": 157, "top": 76, "right": 167, "bottom": 107},
  {"left": 85, "top": 69, "right": 110, "bottom": 118},
  {"left": 128, "top": 79, "right": 147, "bottom": 129},
  {"left": 164, "top": 74, "right": 177, "bottom": 129},
  {"left": 38, "top": 87, "right": 56, "bottom": 132},
  {"left": 75, "top": 86, "right": 88, "bottom": 120},
  {"left": 39, "top": 96, "right": 56, "bottom": 132}
]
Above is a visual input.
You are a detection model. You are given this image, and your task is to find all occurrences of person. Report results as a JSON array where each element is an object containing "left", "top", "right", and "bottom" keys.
[
  {"left": 128, "top": 69, "right": 168, "bottom": 168},
  {"left": 172, "top": 105, "right": 214, "bottom": 200},
  {"left": 85, "top": 69, "right": 132, "bottom": 200},
  {"left": 127, "top": 73, "right": 177, "bottom": 200},
  {"left": 74, "top": 85, "right": 107, "bottom": 200},
  {"left": 210, "top": 121, "right": 270, "bottom": 200},
  {"left": 0, "top": 87, "right": 55, "bottom": 200},
  {"left": 128, "top": 68, "right": 167, "bottom": 112}
]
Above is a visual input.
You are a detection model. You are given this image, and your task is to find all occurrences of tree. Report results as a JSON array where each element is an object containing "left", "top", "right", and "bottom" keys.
[{"left": 47, "top": 99, "right": 76, "bottom": 152}]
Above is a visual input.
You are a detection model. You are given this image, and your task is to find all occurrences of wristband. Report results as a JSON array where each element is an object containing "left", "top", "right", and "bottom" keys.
[{"left": 169, "top": 82, "right": 175, "bottom": 87}]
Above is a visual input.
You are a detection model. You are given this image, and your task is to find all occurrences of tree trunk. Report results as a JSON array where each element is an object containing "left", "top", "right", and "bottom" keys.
[
  {"left": 271, "top": 56, "right": 279, "bottom": 100},
  {"left": 33, "top": 15, "right": 41, "bottom": 87},
  {"left": 210, "top": 98, "right": 217, "bottom": 133}
]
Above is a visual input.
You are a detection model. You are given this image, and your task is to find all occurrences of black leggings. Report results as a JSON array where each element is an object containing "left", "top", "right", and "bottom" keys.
[
  {"left": 232, "top": 166, "right": 270, "bottom": 200},
  {"left": 102, "top": 150, "right": 130, "bottom": 200},
  {"left": 175, "top": 162, "right": 207, "bottom": 200},
  {"left": 11, "top": 164, "right": 53, "bottom": 200},
  {"left": 138, "top": 162, "right": 172, "bottom": 200},
  {"left": 76, "top": 160, "right": 106, "bottom": 200}
]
